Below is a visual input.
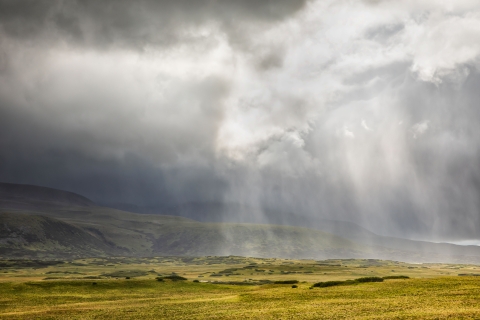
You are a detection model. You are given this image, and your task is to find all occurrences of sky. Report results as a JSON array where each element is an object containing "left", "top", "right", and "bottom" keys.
[{"left": 1, "top": 0, "right": 480, "bottom": 241}]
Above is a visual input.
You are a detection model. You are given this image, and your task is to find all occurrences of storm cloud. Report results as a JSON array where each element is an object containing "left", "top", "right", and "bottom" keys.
[{"left": 2, "top": 0, "right": 480, "bottom": 241}]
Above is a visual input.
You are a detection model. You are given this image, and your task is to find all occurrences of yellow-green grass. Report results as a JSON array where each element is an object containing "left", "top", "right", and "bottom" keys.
[
  {"left": 0, "top": 256, "right": 480, "bottom": 283},
  {"left": 2, "top": 277, "right": 480, "bottom": 319},
  {"left": 2, "top": 256, "right": 480, "bottom": 319},
  {"left": 2, "top": 256, "right": 477, "bottom": 283}
]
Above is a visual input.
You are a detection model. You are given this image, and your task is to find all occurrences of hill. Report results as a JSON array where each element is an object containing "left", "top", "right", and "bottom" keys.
[
  {"left": 2, "top": 183, "right": 480, "bottom": 263},
  {"left": 105, "top": 201, "right": 480, "bottom": 263},
  {"left": 0, "top": 182, "right": 96, "bottom": 210},
  {"left": 0, "top": 184, "right": 370, "bottom": 259},
  {"left": 0, "top": 212, "right": 124, "bottom": 258},
  {"left": 0, "top": 207, "right": 370, "bottom": 259}
]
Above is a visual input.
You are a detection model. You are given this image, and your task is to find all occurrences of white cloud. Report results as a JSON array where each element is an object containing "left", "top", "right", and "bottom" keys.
[
  {"left": 412, "top": 120, "right": 430, "bottom": 139},
  {"left": 406, "top": 12, "right": 480, "bottom": 83}
]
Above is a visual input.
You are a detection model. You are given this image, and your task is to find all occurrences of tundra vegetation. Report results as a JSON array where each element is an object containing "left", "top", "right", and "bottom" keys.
[{"left": 1, "top": 256, "right": 480, "bottom": 319}]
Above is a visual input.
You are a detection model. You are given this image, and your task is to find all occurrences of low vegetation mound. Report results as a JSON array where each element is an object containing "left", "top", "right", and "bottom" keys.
[
  {"left": 313, "top": 277, "right": 384, "bottom": 288},
  {"left": 157, "top": 275, "right": 188, "bottom": 281},
  {"left": 274, "top": 280, "right": 299, "bottom": 284},
  {"left": 102, "top": 270, "right": 148, "bottom": 278},
  {"left": 313, "top": 280, "right": 346, "bottom": 288},
  {"left": 355, "top": 277, "right": 384, "bottom": 283}
]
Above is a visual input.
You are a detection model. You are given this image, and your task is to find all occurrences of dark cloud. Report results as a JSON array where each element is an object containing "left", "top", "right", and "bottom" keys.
[
  {"left": 0, "top": 147, "right": 228, "bottom": 207},
  {"left": 1, "top": 0, "right": 480, "bottom": 242},
  {"left": 0, "top": 0, "right": 309, "bottom": 50}
]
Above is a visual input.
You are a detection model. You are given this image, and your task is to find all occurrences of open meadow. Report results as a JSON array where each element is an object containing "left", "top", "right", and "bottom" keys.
[{"left": 1, "top": 256, "right": 480, "bottom": 319}]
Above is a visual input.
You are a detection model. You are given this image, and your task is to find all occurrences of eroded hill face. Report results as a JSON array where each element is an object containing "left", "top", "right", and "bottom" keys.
[{"left": 0, "top": 212, "right": 125, "bottom": 258}]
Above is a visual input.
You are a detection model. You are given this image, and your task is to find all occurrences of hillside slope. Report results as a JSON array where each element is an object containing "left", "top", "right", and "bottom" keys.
[
  {"left": 0, "top": 184, "right": 371, "bottom": 259},
  {"left": 106, "top": 201, "right": 480, "bottom": 263},
  {"left": 0, "top": 212, "right": 125, "bottom": 258},
  {"left": 2, "top": 183, "right": 480, "bottom": 263},
  {"left": 0, "top": 209, "right": 370, "bottom": 259}
]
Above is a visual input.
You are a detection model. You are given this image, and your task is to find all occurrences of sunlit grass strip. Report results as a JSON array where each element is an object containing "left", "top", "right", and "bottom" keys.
[
  {"left": 383, "top": 275, "right": 410, "bottom": 279},
  {"left": 156, "top": 275, "right": 187, "bottom": 281}
]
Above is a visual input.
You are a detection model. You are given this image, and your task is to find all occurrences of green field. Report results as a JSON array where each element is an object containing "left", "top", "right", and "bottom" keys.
[{"left": 1, "top": 256, "right": 480, "bottom": 319}]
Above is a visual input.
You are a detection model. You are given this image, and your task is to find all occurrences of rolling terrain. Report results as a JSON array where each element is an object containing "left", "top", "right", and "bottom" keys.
[
  {"left": 1, "top": 182, "right": 480, "bottom": 263},
  {"left": 105, "top": 200, "right": 480, "bottom": 263},
  {"left": 0, "top": 183, "right": 369, "bottom": 259},
  {"left": 0, "top": 208, "right": 368, "bottom": 259},
  {"left": 2, "top": 256, "right": 480, "bottom": 319}
]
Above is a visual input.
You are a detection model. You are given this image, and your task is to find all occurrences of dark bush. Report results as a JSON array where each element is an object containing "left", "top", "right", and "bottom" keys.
[
  {"left": 355, "top": 277, "right": 383, "bottom": 283},
  {"left": 313, "top": 277, "right": 384, "bottom": 288},
  {"left": 193, "top": 280, "right": 199, "bottom": 283},
  {"left": 274, "top": 280, "right": 299, "bottom": 284},
  {"left": 102, "top": 270, "right": 148, "bottom": 278},
  {"left": 313, "top": 281, "right": 345, "bottom": 288},
  {"left": 125, "top": 277, "right": 130, "bottom": 279},
  {"left": 162, "top": 275, "right": 188, "bottom": 281},
  {"left": 219, "top": 268, "right": 238, "bottom": 274},
  {"left": 92, "top": 282, "right": 97, "bottom": 285},
  {"left": 291, "top": 285, "right": 298, "bottom": 288}
]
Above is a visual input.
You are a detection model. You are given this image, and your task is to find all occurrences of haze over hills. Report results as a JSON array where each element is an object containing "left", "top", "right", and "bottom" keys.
[
  {"left": 0, "top": 183, "right": 371, "bottom": 259},
  {"left": 1, "top": 182, "right": 480, "bottom": 263},
  {"left": 104, "top": 199, "right": 480, "bottom": 263},
  {"left": 106, "top": 201, "right": 382, "bottom": 238}
]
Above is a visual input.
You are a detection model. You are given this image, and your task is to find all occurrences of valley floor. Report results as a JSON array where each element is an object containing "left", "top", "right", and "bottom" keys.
[{"left": 1, "top": 256, "right": 480, "bottom": 319}]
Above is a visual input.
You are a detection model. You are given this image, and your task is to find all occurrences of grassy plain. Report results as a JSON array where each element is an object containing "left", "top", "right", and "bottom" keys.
[{"left": 1, "top": 256, "right": 480, "bottom": 319}]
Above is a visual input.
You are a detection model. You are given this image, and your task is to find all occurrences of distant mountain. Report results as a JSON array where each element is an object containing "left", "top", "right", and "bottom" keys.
[
  {"left": 0, "top": 182, "right": 96, "bottom": 210},
  {"left": 2, "top": 183, "right": 480, "bottom": 263},
  {"left": 0, "top": 210, "right": 369, "bottom": 260},
  {"left": 0, "top": 184, "right": 371, "bottom": 259},
  {"left": 105, "top": 201, "right": 380, "bottom": 238},
  {"left": 111, "top": 201, "right": 480, "bottom": 262}
]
